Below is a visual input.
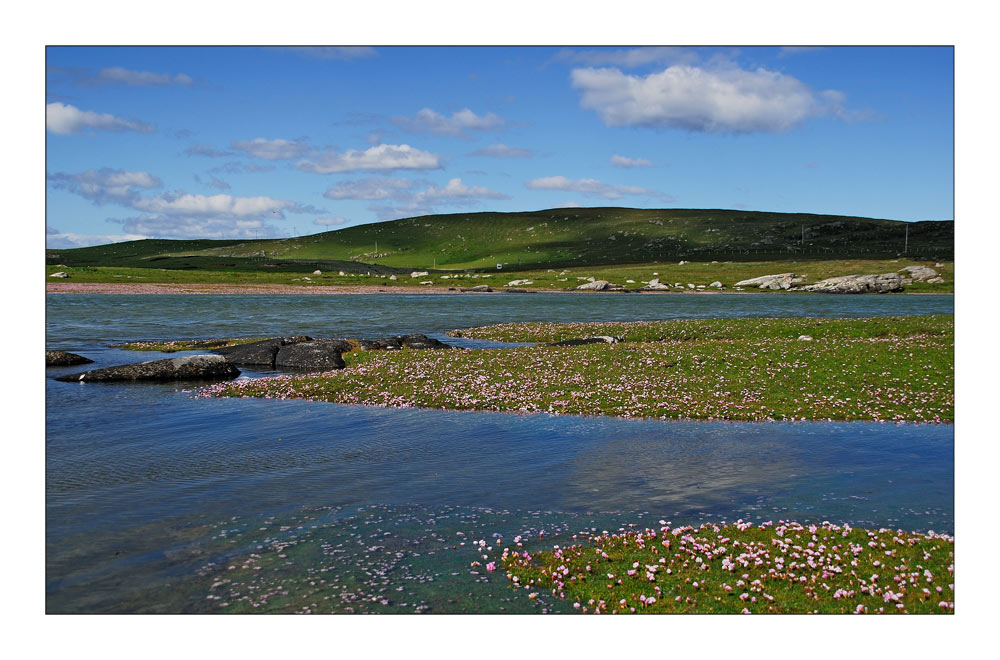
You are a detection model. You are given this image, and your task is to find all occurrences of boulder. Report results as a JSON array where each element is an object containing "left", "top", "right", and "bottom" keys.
[
  {"left": 506, "top": 279, "right": 533, "bottom": 287},
  {"left": 897, "top": 265, "right": 937, "bottom": 281},
  {"left": 641, "top": 278, "right": 672, "bottom": 291},
  {"left": 313, "top": 270, "right": 322, "bottom": 275},
  {"left": 357, "top": 334, "right": 452, "bottom": 351},
  {"left": 56, "top": 355, "right": 239, "bottom": 383},
  {"left": 577, "top": 280, "right": 610, "bottom": 291},
  {"left": 734, "top": 273, "right": 799, "bottom": 290},
  {"left": 274, "top": 340, "right": 347, "bottom": 370},
  {"left": 50, "top": 272, "right": 69, "bottom": 278},
  {"left": 461, "top": 285, "right": 492, "bottom": 292},
  {"left": 213, "top": 336, "right": 312, "bottom": 366},
  {"left": 709, "top": 281, "right": 724, "bottom": 289},
  {"left": 46, "top": 350, "right": 93, "bottom": 366},
  {"left": 549, "top": 336, "right": 624, "bottom": 347},
  {"left": 410, "top": 271, "right": 429, "bottom": 278},
  {"left": 400, "top": 334, "right": 452, "bottom": 350},
  {"left": 797, "top": 335, "right": 814, "bottom": 342},
  {"left": 926, "top": 276, "right": 944, "bottom": 284},
  {"left": 797, "top": 273, "right": 904, "bottom": 294}
]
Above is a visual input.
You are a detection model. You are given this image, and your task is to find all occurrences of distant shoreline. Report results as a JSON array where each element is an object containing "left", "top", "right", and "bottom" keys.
[{"left": 45, "top": 282, "right": 949, "bottom": 296}]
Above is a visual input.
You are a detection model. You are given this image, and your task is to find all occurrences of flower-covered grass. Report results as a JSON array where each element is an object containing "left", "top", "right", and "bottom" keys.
[
  {"left": 110, "top": 337, "right": 267, "bottom": 352},
  {"left": 198, "top": 315, "right": 952, "bottom": 423},
  {"left": 496, "top": 520, "right": 954, "bottom": 614}
]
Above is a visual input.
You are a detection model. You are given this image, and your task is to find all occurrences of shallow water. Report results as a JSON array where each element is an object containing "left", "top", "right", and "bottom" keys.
[{"left": 45, "top": 293, "right": 954, "bottom": 613}]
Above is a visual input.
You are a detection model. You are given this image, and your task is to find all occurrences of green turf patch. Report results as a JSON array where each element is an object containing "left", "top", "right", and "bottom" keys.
[
  {"left": 198, "top": 316, "right": 953, "bottom": 423},
  {"left": 497, "top": 520, "right": 954, "bottom": 614}
]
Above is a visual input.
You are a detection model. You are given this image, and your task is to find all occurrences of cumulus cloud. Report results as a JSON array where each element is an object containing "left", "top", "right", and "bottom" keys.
[
  {"left": 46, "top": 102, "right": 155, "bottom": 135},
  {"left": 324, "top": 177, "right": 415, "bottom": 200},
  {"left": 471, "top": 144, "right": 533, "bottom": 158},
  {"left": 132, "top": 193, "right": 294, "bottom": 218},
  {"left": 47, "top": 168, "right": 162, "bottom": 204},
  {"left": 96, "top": 66, "right": 193, "bottom": 86},
  {"left": 297, "top": 144, "right": 441, "bottom": 174},
  {"left": 109, "top": 215, "right": 282, "bottom": 240},
  {"left": 554, "top": 47, "right": 698, "bottom": 68},
  {"left": 284, "top": 46, "right": 378, "bottom": 60},
  {"left": 525, "top": 175, "right": 661, "bottom": 200},
  {"left": 416, "top": 178, "right": 509, "bottom": 203},
  {"left": 571, "top": 64, "right": 844, "bottom": 133},
  {"left": 392, "top": 108, "right": 505, "bottom": 137},
  {"left": 46, "top": 231, "right": 148, "bottom": 249},
  {"left": 367, "top": 178, "right": 509, "bottom": 220},
  {"left": 314, "top": 217, "right": 347, "bottom": 226},
  {"left": 610, "top": 154, "right": 653, "bottom": 168},
  {"left": 231, "top": 137, "right": 310, "bottom": 160},
  {"left": 185, "top": 144, "right": 234, "bottom": 158}
]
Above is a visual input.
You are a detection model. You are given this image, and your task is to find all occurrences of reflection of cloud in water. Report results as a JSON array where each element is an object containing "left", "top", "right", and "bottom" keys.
[{"left": 554, "top": 422, "right": 806, "bottom": 513}]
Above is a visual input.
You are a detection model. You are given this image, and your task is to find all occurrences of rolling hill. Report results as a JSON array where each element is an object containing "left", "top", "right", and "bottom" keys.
[{"left": 46, "top": 207, "right": 953, "bottom": 273}]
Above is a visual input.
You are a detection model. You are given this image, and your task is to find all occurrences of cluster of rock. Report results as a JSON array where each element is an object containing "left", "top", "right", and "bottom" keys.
[
  {"left": 733, "top": 266, "right": 943, "bottom": 294},
  {"left": 50, "top": 333, "right": 456, "bottom": 384},
  {"left": 576, "top": 280, "right": 625, "bottom": 291}
]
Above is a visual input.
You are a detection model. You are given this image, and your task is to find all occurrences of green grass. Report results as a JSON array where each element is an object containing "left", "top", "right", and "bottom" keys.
[
  {"left": 109, "top": 337, "right": 267, "bottom": 352},
  {"left": 199, "top": 315, "right": 953, "bottom": 423},
  {"left": 45, "top": 257, "right": 954, "bottom": 293},
  {"left": 497, "top": 520, "right": 954, "bottom": 613},
  {"left": 46, "top": 206, "right": 953, "bottom": 276}
]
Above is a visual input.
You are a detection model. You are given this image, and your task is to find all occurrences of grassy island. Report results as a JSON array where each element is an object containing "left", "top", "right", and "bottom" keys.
[
  {"left": 497, "top": 520, "right": 954, "bottom": 614},
  {"left": 199, "top": 315, "right": 952, "bottom": 423}
]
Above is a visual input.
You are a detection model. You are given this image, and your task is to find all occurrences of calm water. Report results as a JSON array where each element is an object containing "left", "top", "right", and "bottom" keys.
[{"left": 45, "top": 293, "right": 954, "bottom": 613}]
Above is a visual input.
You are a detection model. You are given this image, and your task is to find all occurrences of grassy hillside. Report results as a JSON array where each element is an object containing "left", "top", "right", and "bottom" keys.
[{"left": 47, "top": 207, "right": 953, "bottom": 274}]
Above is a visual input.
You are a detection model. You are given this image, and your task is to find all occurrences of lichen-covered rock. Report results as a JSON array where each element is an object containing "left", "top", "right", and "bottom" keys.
[
  {"left": 274, "top": 340, "right": 347, "bottom": 370},
  {"left": 577, "top": 280, "right": 611, "bottom": 291},
  {"left": 56, "top": 355, "right": 239, "bottom": 382},
  {"left": 46, "top": 350, "right": 93, "bottom": 366},
  {"left": 798, "top": 273, "right": 904, "bottom": 294},
  {"left": 898, "top": 265, "right": 938, "bottom": 281},
  {"left": 734, "top": 273, "right": 799, "bottom": 290}
]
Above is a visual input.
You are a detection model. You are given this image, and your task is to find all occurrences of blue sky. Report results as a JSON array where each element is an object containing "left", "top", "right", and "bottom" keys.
[{"left": 45, "top": 45, "right": 954, "bottom": 248}]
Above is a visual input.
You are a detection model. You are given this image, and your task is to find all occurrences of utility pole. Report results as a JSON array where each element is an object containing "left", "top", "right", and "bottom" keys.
[{"left": 904, "top": 225, "right": 909, "bottom": 254}]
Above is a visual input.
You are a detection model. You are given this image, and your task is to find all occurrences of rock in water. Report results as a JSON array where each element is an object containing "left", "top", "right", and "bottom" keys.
[
  {"left": 274, "top": 340, "right": 347, "bottom": 370},
  {"left": 213, "top": 336, "right": 312, "bottom": 366},
  {"left": 357, "top": 334, "right": 452, "bottom": 351},
  {"left": 46, "top": 350, "right": 93, "bottom": 366},
  {"left": 798, "top": 273, "right": 904, "bottom": 294},
  {"left": 56, "top": 355, "right": 240, "bottom": 382}
]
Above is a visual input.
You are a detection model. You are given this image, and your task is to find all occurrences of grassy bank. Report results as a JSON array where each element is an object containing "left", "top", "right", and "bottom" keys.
[
  {"left": 46, "top": 258, "right": 953, "bottom": 293},
  {"left": 497, "top": 520, "right": 954, "bottom": 614},
  {"left": 198, "top": 315, "right": 953, "bottom": 423}
]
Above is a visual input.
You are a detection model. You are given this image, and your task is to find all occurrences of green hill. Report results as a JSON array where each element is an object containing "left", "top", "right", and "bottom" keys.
[{"left": 46, "top": 207, "right": 953, "bottom": 273}]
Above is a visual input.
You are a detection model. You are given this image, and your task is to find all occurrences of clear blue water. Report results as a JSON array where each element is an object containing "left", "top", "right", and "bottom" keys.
[{"left": 45, "top": 293, "right": 954, "bottom": 613}]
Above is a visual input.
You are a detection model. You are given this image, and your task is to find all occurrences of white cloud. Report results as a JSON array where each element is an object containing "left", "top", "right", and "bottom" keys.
[
  {"left": 525, "top": 175, "right": 657, "bottom": 200},
  {"left": 231, "top": 137, "right": 309, "bottom": 160},
  {"left": 297, "top": 144, "right": 441, "bottom": 174},
  {"left": 554, "top": 47, "right": 698, "bottom": 68},
  {"left": 392, "top": 108, "right": 505, "bottom": 137},
  {"left": 471, "top": 144, "right": 533, "bottom": 158},
  {"left": 314, "top": 217, "right": 347, "bottom": 226},
  {"left": 185, "top": 144, "right": 234, "bottom": 158},
  {"left": 324, "top": 177, "right": 414, "bottom": 200},
  {"left": 47, "top": 169, "right": 162, "bottom": 204},
  {"left": 111, "top": 215, "right": 282, "bottom": 240},
  {"left": 416, "top": 178, "right": 508, "bottom": 202},
  {"left": 132, "top": 193, "right": 294, "bottom": 218},
  {"left": 46, "top": 102, "right": 155, "bottom": 135},
  {"left": 556, "top": 201, "right": 582, "bottom": 208},
  {"left": 284, "top": 47, "right": 377, "bottom": 60},
  {"left": 96, "top": 66, "right": 193, "bottom": 86},
  {"left": 46, "top": 231, "right": 148, "bottom": 249},
  {"left": 571, "top": 65, "right": 840, "bottom": 133},
  {"left": 610, "top": 154, "right": 653, "bottom": 168}
]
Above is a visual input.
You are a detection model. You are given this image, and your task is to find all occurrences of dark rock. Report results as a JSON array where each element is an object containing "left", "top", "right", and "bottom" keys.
[
  {"left": 46, "top": 350, "right": 93, "bottom": 366},
  {"left": 213, "top": 336, "right": 312, "bottom": 366},
  {"left": 400, "top": 334, "right": 452, "bottom": 350},
  {"left": 358, "top": 337, "right": 403, "bottom": 350},
  {"left": 56, "top": 355, "right": 239, "bottom": 382},
  {"left": 549, "top": 336, "right": 624, "bottom": 347},
  {"left": 275, "top": 340, "right": 347, "bottom": 370}
]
